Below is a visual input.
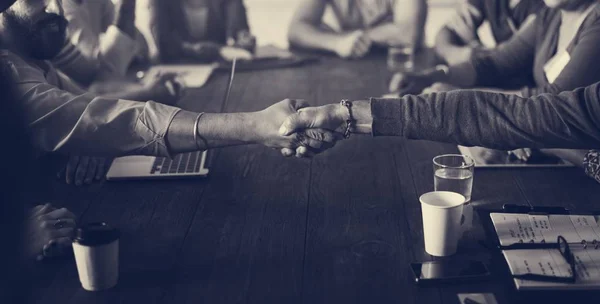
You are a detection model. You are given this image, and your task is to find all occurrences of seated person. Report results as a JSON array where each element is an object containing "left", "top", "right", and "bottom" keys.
[
  {"left": 0, "top": 55, "right": 76, "bottom": 269},
  {"left": 288, "top": 0, "right": 427, "bottom": 59},
  {"left": 0, "top": 0, "right": 334, "bottom": 169},
  {"left": 389, "top": 0, "right": 600, "bottom": 166},
  {"left": 435, "top": 0, "right": 544, "bottom": 65},
  {"left": 53, "top": 0, "right": 148, "bottom": 87},
  {"left": 278, "top": 82, "right": 600, "bottom": 183},
  {"left": 150, "top": 0, "right": 256, "bottom": 63}
]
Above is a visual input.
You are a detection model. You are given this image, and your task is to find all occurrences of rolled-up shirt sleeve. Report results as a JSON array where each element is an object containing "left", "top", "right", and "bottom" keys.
[
  {"left": 370, "top": 82, "right": 600, "bottom": 149},
  {"left": 10, "top": 54, "right": 180, "bottom": 157}
]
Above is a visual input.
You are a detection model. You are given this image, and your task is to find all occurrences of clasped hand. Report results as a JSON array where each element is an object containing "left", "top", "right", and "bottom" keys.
[{"left": 259, "top": 100, "right": 348, "bottom": 158}]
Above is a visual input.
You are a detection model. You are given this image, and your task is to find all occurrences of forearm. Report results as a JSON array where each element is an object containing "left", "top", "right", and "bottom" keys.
[
  {"left": 102, "top": 87, "right": 153, "bottom": 102},
  {"left": 287, "top": 22, "right": 343, "bottom": 53},
  {"left": 539, "top": 149, "right": 587, "bottom": 167},
  {"left": 366, "top": 84, "right": 600, "bottom": 149},
  {"left": 166, "top": 110, "right": 258, "bottom": 153}
]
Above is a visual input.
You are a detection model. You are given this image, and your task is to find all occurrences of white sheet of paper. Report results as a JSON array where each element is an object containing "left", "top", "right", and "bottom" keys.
[
  {"left": 145, "top": 64, "right": 217, "bottom": 88},
  {"left": 491, "top": 213, "right": 538, "bottom": 245},
  {"left": 570, "top": 215, "right": 600, "bottom": 243},
  {"left": 529, "top": 214, "right": 552, "bottom": 242},
  {"left": 547, "top": 215, "right": 581, "bottom": 243}
]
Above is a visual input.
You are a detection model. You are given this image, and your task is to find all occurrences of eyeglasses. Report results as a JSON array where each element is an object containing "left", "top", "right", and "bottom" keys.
[{"left": 502, "top": 236, "right": 576, "bottom": 283}]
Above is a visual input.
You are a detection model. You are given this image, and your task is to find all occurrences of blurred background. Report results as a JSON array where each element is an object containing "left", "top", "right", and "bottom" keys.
[{"left": 134, "top": 0, "right": 482, "bottom": 53}]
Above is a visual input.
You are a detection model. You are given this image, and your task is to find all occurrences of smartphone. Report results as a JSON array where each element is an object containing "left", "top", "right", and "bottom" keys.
[{"left": 410, "top": 260, "right": 491, "bottom": 285}]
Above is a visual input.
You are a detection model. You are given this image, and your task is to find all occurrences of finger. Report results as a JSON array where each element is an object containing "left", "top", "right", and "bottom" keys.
[
  {"left": 295, "top": 146, "right": 315, "bottom": 158},
  {"left": 74, "top": 156, "right": 90, "bottom": 186},
  {"left": 84, "top": 157, "right": 97, "bottom": 184},
  {"left": 29, "top": 203, "right": 53, "bottom": 218},
  {"left": 48, "top": 227, "right": 75, "bottom": 240},
  {"left": 95, "top": 158, "right": 108, "bottom": 181},
  {"left": 389, "top": 73, "right": 404, "bottom": 92},
  {"left": 65, "top": 156, "right": 80, "bottom": 185},
  {"left": 287, "top": 99, "right": 309, "bottom": 111},
  {"left": 304, "top": 129, "right": 343, "bottom": 143},
  {"left": 42, "top": 207, "right": 77, "bottom": 221},
  {"left": 281, "top": 148, "right": 295, "bottom": 157},
  {"left": 44, "top": 237, "right": 73, "bottom": 258},
  {"left": 279, "top": 112, "right": 315, "bottom": 136},
  {"left": 49, "top": 218, "right": 77, "bottom": 229}
]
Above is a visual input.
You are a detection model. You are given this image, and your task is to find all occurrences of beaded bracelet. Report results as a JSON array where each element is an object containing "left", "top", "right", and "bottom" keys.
[{"left": 340, "top": 99, "right": 354, "bottom": 139}]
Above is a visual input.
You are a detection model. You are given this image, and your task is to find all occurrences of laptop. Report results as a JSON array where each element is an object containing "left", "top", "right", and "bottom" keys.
[{"left": 106, "top": 59, "right": 238, "bottom": 180}]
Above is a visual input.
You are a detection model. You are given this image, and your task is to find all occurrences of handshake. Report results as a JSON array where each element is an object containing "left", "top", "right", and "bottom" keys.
[{"left": 248, "top": 99, "right": 370, "bottom": 158}]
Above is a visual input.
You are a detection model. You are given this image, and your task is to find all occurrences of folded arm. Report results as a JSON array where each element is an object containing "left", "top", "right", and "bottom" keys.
[
  {"left": 287, "top": 0, "right": 348, "bottom": 53},
  {"left": 365, "top": 0, "right": 427, "bottom": 48}
]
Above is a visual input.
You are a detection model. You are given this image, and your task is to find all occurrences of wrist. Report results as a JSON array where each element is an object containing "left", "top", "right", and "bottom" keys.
[{"left": 334, "top": 100, "right": 372, "bottom": 135}]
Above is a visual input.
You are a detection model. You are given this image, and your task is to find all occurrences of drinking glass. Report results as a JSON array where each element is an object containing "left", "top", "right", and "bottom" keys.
[
  {"left": 387, "top": 46, "right": 415, "bottom": 72},
  {"left": 433, "top": 154, "right": 475, "bottom": 203}
]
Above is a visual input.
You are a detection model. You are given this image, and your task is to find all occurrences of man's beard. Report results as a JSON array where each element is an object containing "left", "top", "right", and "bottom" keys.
[{"left": 3, "top": 12, "right": 67, "bottom": 60}]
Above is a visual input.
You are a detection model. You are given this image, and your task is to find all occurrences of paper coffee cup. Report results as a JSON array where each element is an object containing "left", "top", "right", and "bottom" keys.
[
  {"left": 72, "top": 222, "right": 120, "bottom": 291},
  {"left": 420, "top": 191, "right": 466, "bottom": 256}
]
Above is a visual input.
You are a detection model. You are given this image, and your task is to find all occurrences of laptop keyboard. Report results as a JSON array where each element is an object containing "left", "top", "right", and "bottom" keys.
[{"left": 150, "top": 151, "right": 204, "bottom": 175}]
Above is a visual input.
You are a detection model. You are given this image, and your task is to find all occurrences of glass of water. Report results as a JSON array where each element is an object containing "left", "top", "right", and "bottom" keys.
[
  {"left": 387, "top": 46, "right": 415, "bottom": 72},
  {"left": 433, "top": 154, "right": 474, "bottom": 203}
]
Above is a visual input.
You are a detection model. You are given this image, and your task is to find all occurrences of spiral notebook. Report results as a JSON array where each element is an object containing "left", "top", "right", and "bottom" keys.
[{"left": 490, "top": 212, "right": 600, "bottom": 290}]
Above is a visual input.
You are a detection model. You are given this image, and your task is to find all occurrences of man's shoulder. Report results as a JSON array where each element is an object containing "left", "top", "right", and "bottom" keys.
[{"left": 0, "top": 50, "right": 47, "bottom": 83}]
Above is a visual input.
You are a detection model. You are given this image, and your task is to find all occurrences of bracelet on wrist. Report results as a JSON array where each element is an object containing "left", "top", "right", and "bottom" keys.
[{"left": 340, "top": 99, "right": 355, "bottom": 139}]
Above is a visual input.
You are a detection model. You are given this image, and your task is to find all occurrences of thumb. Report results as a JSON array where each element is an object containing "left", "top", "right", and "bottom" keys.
[{"left": 279, "top": 112, "right": 313, "bottom": 136}]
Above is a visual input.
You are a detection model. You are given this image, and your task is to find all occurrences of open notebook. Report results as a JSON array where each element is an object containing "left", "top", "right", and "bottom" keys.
[{"left": 490, "top": 213, "right": 600, "bottom": 290}]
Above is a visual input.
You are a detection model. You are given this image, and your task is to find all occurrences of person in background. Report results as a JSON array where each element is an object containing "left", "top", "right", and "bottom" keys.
[
  {"left": 149, "top": 0, "right": 257, "bottom": 63},
  {"left": 434, "top": 0, "right": 545, "bottom": 65},
  {"left": 287, "top": 0, "right": 427, "bottom": 59},
  {"left": 390, "top": 0, "right": 600, "bottom": 167},
  {"left": 52, "top": 0, "right": 148, "bottom": 87}
]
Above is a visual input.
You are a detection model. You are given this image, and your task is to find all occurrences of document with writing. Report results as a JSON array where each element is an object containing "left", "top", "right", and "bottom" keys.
[{"left": 490, "top": 213, "right": 600, "bottom": 290}]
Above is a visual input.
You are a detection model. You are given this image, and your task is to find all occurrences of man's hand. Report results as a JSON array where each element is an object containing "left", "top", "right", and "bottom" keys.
[
  {"left": 277, "top": 104, "right": 349, "bottom": 157},
  {"left": 334, "top": 31, "right": 372, "bottom": 59},
  {"left": 59, "top": 156, "right": 108, "bottom": 186},
  {"left": 142, "top": 72, "right": 182, "bottom": 105},
  {"left": 220, "top": 46, "right": 253, "bottom": 61},
  {"left": 252, "top": 99, "right": 342, "bottom": 157},
  {"left": 389, "top": 70, "right": 436, "bottom": 95},
  {"left": 509, "top": 148, "right": 532, "bottom": 162},
  {"left": 27, "top": 204, "right": 77, "bottom": 261}
]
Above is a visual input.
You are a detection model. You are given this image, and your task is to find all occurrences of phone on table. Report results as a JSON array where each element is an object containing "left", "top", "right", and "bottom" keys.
[{"left": 410, "top": 260, "right": 491, "bottom": 286}]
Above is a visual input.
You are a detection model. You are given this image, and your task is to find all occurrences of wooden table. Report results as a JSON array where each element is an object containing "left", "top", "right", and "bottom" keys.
[{"left": 32, "top": 53, "right": 600, "bottom": 304}]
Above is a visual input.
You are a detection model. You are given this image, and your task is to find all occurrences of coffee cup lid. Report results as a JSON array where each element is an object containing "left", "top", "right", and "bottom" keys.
[{"left": 74, "top": 222, "right": 120, "bottom": 246}]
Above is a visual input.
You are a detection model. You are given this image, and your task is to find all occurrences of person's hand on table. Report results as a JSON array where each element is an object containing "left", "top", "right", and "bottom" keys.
[
  {"left": 389, "top": 69, "right": 435, "bottom": 95},
  {"left": 233, "top": 30, "right": 257, "bottom": 53},
  {"left": 467, "top": 147, "right": 508, "bottom": 164},
  {"left": 509, "top": 148, "right": 532, "bottom": 162},
  {"left": 27, "top": 204, "right": 77, "bottom": 262},
  {"left": 334, "top": 30, "right": 372, "bottom": 59},
  {"left": 421, "top": 82, "right": 461, "bottom": 94},
  {"left": 252, "top": 99, "right": 342, "bottom": 158},
  {"left": 220, "top": 46, "right": 253, "bottom": 61},
  {"left": 142, "top": 72, "right": 182, "bottom": 105},
  {"left": 58, "top": 156, "right": 109, "bottom": 186}
]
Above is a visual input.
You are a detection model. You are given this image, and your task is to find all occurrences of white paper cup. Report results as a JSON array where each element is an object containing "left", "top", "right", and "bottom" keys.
[
  {"left": 420, "top": 191, "right": 466, "bottom": 256},
  {"left": 72, "top": 223, "right": 120, "bottom": 291}
]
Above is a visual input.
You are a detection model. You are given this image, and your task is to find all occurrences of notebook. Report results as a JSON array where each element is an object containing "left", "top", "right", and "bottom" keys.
[{"left": 490, "top": 212, "right": 600, "bottom": 290}]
